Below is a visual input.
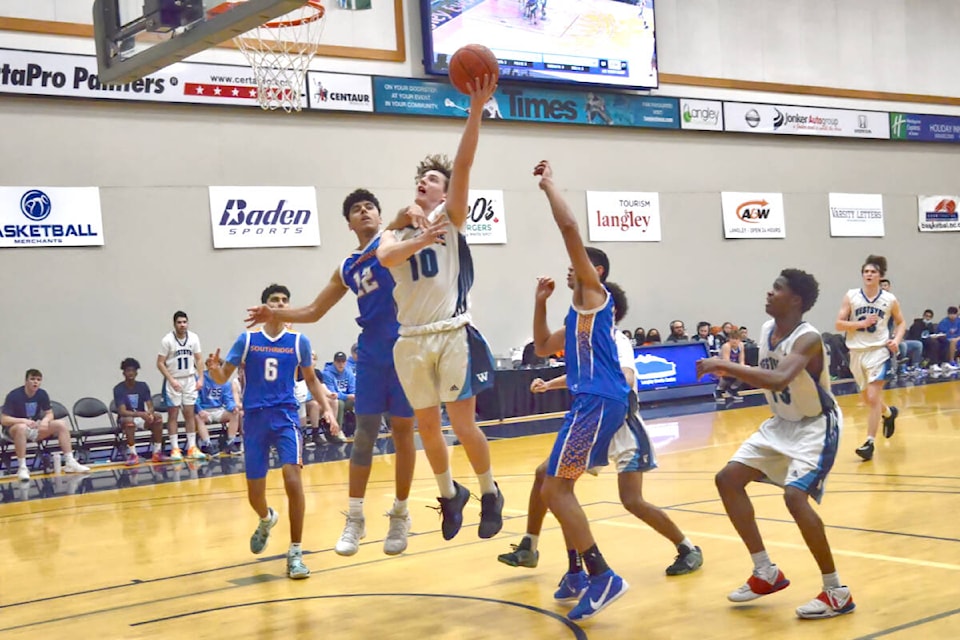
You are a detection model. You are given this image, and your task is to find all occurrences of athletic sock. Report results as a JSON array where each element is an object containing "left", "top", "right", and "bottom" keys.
[
  {"left": 822, "top": 571, "right": 841, "bottom": 589},
  {"left": 677, "top": 537, "right": 695, "bottom": 553},
  {"left": 435, "top": 470, "right": 456, "bottom": 499},
  {"left": 750, "top": 550, "right": 773, "bottom": 572},
  {"left": 186, "top": 432, "right": 196, "bottom": 449},
  {"left": 392, "top": 498, "right": 408, "bottom": 515},
  {"left": 261, "top": 508, "right": 273, "bottom": 523},
  {"left": 348, "top": 497, "right": 364, "bottom": 519},
  {"left": 881, "top": 406, "right": 891, "bottom": 418},
  {"left": 567, "top": 549, "right": 583, "bottom": 574},
  {"left": 581, "top": 544, "right": 611, "bottom": 577},
  {"left": 522, "top": 534, "right": 539, "bottom": 554},
  {"left": 289, "top": 542, "right": 302, "bottom": 555},
  {"left": 151, "top": 442, "right": 162, "bottom": 453},
  {"left": 866, "top": 435, "right": 876, "bottom": 443},
  {"left": 169, "top": 434, "right": 179, "bottom": 450},
  {"left": 477, "top": 469, "right": 496, "bottom": 495}
]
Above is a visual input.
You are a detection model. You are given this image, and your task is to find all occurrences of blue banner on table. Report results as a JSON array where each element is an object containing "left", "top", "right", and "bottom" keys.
[
  {"left": 633, "top": 342, "right": 715, "bottom": 389},
  {"left": 890, "top": 112, "right": 960, "bottom": 143},
  {"left": 373, "top": 77, "right": 678, "bottom": 128}
]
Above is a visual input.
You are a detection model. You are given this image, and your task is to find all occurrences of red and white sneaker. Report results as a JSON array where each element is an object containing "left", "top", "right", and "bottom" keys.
[
  {"left": 796, "top": 586, "right": 856, "bottom": 619},
  {"left": 727, "top": 566, "right": 791, "bottom": 602}
]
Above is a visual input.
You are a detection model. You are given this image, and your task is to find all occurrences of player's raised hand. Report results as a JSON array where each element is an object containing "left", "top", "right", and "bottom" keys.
[
  {"left": 533, "top": 160, "right": 553, "bottom": 189},
  {"left": 466, "top": 73, "right": 498, "bottom": 107},
  {"left": 415, "top": 214, "right": 448, "bottom": 247},
  {"left": 245, "top": 304, "right": 273, "bottom": 328},
  {"left": 205, "top": 349, "right": 223, "bottom": 373},
  {"left": 535, "top": 276, "right": 555, "bottom": 302},
  {"left": 530, "top": 378, "right": 549, "bottom": 393},
  {"left": 403, "top": 204, "right": 428, "bottom": 229}
]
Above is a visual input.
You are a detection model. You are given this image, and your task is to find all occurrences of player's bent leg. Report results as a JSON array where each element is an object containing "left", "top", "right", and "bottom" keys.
[{"left": 498, "top": 459, "right": 548, "bottom": 569}]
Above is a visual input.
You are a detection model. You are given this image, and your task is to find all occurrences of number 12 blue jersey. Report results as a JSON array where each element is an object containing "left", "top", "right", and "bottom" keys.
[
  {"left": 226, "top": 329, "right": 311, "bottom": 411},
  {"left": 340, "top": 233, "right": 401, "bottom": 366}
]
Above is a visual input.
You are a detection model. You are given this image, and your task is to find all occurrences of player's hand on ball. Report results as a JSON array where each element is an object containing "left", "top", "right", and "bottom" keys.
[
  {"left": 245, "top": 304, "right": 273, "bottom": 328},
  {"left": 466, "top": 73, "right": 498, "bottom": 106},
  {"left": 530, "top": 378, "right": 548, "bottom": 393},
  {"left": 535, "top": 276, "right": 555, "bottom": 302}
]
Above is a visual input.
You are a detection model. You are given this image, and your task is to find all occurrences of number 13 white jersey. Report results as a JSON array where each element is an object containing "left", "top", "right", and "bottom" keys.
[
  {"left": 388, "top": 203, "right": 474, "bottom": 332},
  {"left": 159, "top": 331, "right": 201, "bottom": 378},
  {"left": 758, "top": 320, "right": 835, "bottom": 422}
]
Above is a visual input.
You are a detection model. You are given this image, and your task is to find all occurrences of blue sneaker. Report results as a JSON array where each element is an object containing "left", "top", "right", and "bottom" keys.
[
  {"left": 567, "top": 570, "right": 630, "bottom": 621},
  {"left": 554, "top": 571, "right": 589, "bottom": 601},
  {"left": 250, "top": 507, "right": 278, "bottom": 554},
  {"left": 437, "top": 481, "right": 470, "bottom": 540}
]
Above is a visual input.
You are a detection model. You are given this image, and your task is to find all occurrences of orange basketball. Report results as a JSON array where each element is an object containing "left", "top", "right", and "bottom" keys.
[{"left": 448, "top": 44, "right": 500, "bottom": 94}]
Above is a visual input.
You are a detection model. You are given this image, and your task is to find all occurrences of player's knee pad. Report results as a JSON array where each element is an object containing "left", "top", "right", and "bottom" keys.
[{"left": 350, "top": 414, "right": 381, "bottom": 466}]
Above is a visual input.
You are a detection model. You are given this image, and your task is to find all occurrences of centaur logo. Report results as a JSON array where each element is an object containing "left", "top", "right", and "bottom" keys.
[{"left": 736, "top": 200, "right": 771, "bottom": 222}]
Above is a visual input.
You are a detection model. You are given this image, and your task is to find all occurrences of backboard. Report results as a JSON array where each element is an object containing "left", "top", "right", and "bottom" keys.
[{"left": 93, "top": 0, "right": 312, "bottom": 84}]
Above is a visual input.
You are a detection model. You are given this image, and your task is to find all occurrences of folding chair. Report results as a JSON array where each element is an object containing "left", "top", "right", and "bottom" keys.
[{"left": 72, "top": 397, "right": 122, "bottom": 463}]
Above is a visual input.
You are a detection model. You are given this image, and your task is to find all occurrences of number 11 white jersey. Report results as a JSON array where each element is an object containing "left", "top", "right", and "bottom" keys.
[
  {"left": 388, "top": 203, "right": 474, "bottom": 331},
  {"left": 159, "top": 330, "right": 201, "bottom": 378}
]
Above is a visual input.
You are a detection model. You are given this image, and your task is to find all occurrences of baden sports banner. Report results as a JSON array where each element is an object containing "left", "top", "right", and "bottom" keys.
[
  {"left": 917, "top": 196, "right": 960, "bottom": 232},
  {"left": 891, "top": 113, "right": 960, "bottom": 143},
  {"left": 720, "top": 192, "right": 786, "bottom": 239},
  {"left": 828, "top": 193, "right": 885, "bottom": 237},
  {"left": 208, "top": 187, "right": 321, "bottom": 249},
  {"left": 372, "top": 77, "right": 679, "bottom": 128},
  {"left": 464, "top": 190, "right": 507, "bottom": 244},
  {"left": 724, "top": 102, "right": 889, "bottom": 139},
  {"left": 0, "top": 187, "right": 104, "bottom": 247},
  {"left": 586, "top": 191, "right": 661, "bottom": 242}
]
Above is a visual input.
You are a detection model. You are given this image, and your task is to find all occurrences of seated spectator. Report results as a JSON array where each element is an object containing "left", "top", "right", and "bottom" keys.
[
  {"left": 633, "top": 327, "right": 645, "bottom": 346},
  {"left": 643, "top": 328, "right": 662, "bottom": 345},
  {"left": 346, "top": 343, "right": 358, "bottom": 375},
  {"left": 938, "top": 306, "right": 960, "bottom": 370},
  {"left": 715, "top": 329, "right": 745, "bottom": 402},
  {"left": 2, "top": 369, "right": 90, "bottom": 480},
  {"left": 665, "top": 320, "right": 689, "bottom": 343},
  {"left": 323, "top": 351, "right": 356, "bottom": 429},
  {"left": 113, "top": 357, "right": 164, "bottom": 465},
  {"left": 521, "top": 340, "right": 549, "bottom": 367},
  {"left": 695, "top": 321, "right": 721, "bottom": 355},
  {"left": 881, "top": 280, "right": 922, "bottom": 373},
  {"left": 739, "top": 326, "right": 756, "bottom": 346},
  {"left": 622, "top": 329, "right": 635, "bottom": 345},
  {"left": 296, "top": 351, "right": 344, "bottom": 444},
  {"left": 195, "top": 361, "right": 242, "bottom": 456},
  {"left": 719, "top": 322, "right": 736, "bottom": 345},
  {"left": 909, "top": 309, "right": 945, "bottom": 372}
]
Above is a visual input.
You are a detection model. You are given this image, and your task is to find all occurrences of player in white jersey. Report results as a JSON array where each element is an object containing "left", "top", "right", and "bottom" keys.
[
  {"left": 376, "top": 72, "right": 503, "bottom": 541},
  {"left": 834, "top": 255, "right": 905, "bottom": 461},
  {"left": 698, "top": 269, "right": 855, "bottom": 620},
  {"left": 157, "top": 310, "right": 206, "bottom": 461}
]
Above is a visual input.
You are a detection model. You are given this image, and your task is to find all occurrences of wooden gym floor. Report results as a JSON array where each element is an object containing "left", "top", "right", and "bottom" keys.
[{"left": 1, "top": 380, "right": 958, "bottom": 639}]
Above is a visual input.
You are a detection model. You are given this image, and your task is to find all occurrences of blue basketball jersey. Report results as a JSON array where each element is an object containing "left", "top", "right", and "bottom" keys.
[
  {"left": 340, "top": 233, "right": 402, "bottom": 365},
  {"left": 564, "top": 290, "right": 629, "bottom": 403},
  {"left": 226, "top": 329, "right": 311, "bottom": 411}
]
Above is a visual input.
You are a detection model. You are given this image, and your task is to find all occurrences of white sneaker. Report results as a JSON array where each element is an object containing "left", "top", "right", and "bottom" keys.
[
  {"left": 334, "top": 514, "right": 365, "bottom": 556},
  {"left": 929, "top": 364, "right": 943, "bottom": 374},
  {"left": 63, "top": 458, "right": 91, "bottom": 473},
  {"left": 17, "top": 464, "right": 30, "bottom": 481},
  {"left": 383, "top": 511, "right": 411, "bottom": 556},
  {"left": 796, "top": 586, "right": 856, "bottom": 619}
]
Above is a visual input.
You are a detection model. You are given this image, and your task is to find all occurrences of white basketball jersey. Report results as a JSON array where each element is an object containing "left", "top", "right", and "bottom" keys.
[
  {"left": 844, "top": 288, "right": 897, "bottom": 350},
  {"left": 389, "top": 203, "right": 473, "bottom": 329},
  {"left": 614, "top": 329, "right": 639, "bottom": 393},
  {"left": 159, "top": 330, "right": 201, "bottom": 378},
  {"left": 758, "top": 320, "right": 835, "bottom": 421}
]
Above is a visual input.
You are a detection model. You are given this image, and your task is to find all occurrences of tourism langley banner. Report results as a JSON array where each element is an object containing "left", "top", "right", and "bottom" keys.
[
  {"left": 724, "top": 102, "right": 889, "bottom": 139},
  {"left": 828, "top": 193, "right": 884, "bottom": 237},
  {"left": 917, "top": 196, "right": 960, "bottom": 232},
  {"left": 372, "top": 76, "right": 679, "bottom": 128},
  {"left": 586, "top": 191, "right": 662, "bottom": 242},
  {"left": 720, "top": 192, "right": 786, "bottom": 239},
  {"left": 890, "top": 113, "right": 960, "bottom": 143}
]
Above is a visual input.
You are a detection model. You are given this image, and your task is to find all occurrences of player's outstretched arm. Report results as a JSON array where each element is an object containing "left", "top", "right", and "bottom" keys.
[
  {"left": 376, "top": 218, "right": 448, "bottom": 267},
  {"left": 697, "top": 333, "right": 822, "bottom": 392},
  {"left": 206, "top": 349, "right": 237, "bottom": 385},
  {"left": 446, "top": 74, "right": 498, "bottom": 229},
  {"left": 246, "top": 270, "right": 348, "bottom": 327},
  {"left": 386, "top": 205, "right": 427, "bottom": 231},
  {"left": 533, "top": 276, "right": 564, "bottom": 357},
  {"left": 534, "top": 160, "right": 605, "bottom": 308}
]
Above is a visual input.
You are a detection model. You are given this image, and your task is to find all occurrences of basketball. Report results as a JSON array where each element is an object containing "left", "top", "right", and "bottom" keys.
[{"left": 448, "top": 44, "right": 500, "bottom": 94}]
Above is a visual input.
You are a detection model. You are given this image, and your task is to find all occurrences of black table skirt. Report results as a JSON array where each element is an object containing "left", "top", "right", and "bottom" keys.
[{"left": 476, "top": 366, "right": 570, "bottom": 421}]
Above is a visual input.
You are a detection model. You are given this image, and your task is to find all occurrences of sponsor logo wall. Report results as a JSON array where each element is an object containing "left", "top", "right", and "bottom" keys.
[
  {"left": 307, "top": 72, "right": 373, "bottom": 112},
  {"left": 679, "top": 98, "right": 723, "bottom": 131},
  {"left": 463, "top": 190, "right": 507, "bottom": 244},
  {"left": 724, "top": 102, "right": 890, "bottom": 139},
  {"left": 586, "top": 192, "right": 661, "bottom": 242},
  {"left": 0, "top": 187, "right": 104, "bottom": 247},
  {"left": 890, "top": 113, "right": 960, "bottom": 143},
  {"left": 208, "top": 187, "right": 321, "bottom": 248},
  {"left": 917, "top": 196, "right": 960, "bottom": 232},
  {"left": 720, "top": 192, "right": 786, "bottom": 238},
  {"left": 828, "top": 193, "right": 885, "bottom": 237}
]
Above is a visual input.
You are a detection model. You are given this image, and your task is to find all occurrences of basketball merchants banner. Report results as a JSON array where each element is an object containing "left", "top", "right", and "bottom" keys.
[
  {"left": 828, "top": 193, "right": 885, "bottom": 237},
  {"left": 720, "top": 192, "right": 786, "bottom": 239},
  {"left": 208, "top": 187, "right": 321, "bottom": 249},
  {"left": 463, "top": 190, "right": 507, "bottom": 244},
  {"left": 917, "top": 196, "right": 960, "bottom": 232},
  {"left": 0, "top": 187, "right": 104, "bottom": 247},
  {"left": 586, "top": 192, "right": 662, "bottom": 242}
]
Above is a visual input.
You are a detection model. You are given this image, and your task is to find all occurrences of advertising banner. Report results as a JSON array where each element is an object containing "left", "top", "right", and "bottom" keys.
[
  {"left": 890, "top": 113, "right": 960, "bottom": 143},
  {"left": 917, "top": 196, "right": 960, "bottom": 232},
  {"left": 828, "top": 193, "right": 884, "bottom": 237},
  {"left": 463, "top": 190, "right": 507, "bottom": 244},
  {"left": 720, "top": 192, "right": 786, "bottom": 239},
  {"left": 372, "top": 77, "right": 679, "bottom": 128},
  {"left": 633, "top": 342, "right": 714, "bottom": 390},
  {"left": 586, "top": 192, "right": 661, "bottom": 242},
  {"left": 724, "top": 102, "right": 889, "bottom": 139},
  {"left": 306, "top": 71, "right": 374, "bottom": 112},
  {"left": 680, "top": 98, "right": 723, "bottom": 131},
  {"left": 208, "top": 187, "right": 321, "bottom": 248},
  {"left": 0, "top": 187, "right": 104, "bottom": 247}
]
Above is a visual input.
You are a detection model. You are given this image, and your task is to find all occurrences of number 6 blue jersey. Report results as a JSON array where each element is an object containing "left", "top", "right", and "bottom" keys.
[
  {"left": 340, "top": 233, "right": 402, "bottom": 366},
  {"left": 226, "top": 329, "right": 311, "bottom": 411}
]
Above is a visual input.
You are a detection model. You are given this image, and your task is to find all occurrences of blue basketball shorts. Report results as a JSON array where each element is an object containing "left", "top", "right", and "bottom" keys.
[
  {"left": 243, "top": 406, "right": 302, "bottom": 480},
  {"left": 547, "top": 394, "right": 628, "bottom": 480},
  {"left": 354, "top": 359, "right": 414, "bottom": 418}
]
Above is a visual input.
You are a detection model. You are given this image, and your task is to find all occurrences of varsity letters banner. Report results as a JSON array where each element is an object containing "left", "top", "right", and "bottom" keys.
[
  {"left": 828, "top": 193, "right": 885, "bottom": 237},
  {"left": 586, "top": 192, "right": 662, "bottom": 242},
  {"left": 720, "top": 192, "right": 786, "bottom": 239}
]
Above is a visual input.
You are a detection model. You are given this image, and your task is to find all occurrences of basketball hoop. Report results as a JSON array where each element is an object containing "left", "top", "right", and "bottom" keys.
[{"left": 207, "top": 0, "right": 325, "bottom": 112}]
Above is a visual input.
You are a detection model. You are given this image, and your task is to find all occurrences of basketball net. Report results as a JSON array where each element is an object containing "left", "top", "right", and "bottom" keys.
[{"left": 212, "top": 1, "right": 326, "bottom": 112}]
